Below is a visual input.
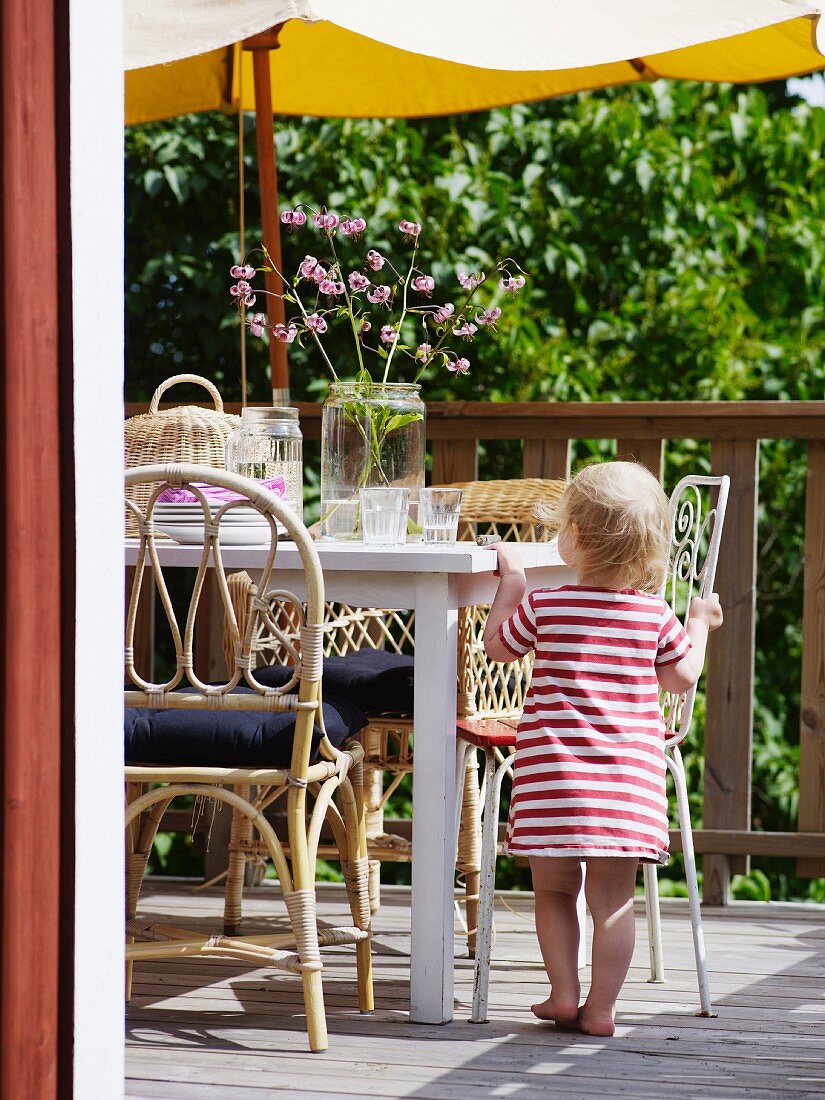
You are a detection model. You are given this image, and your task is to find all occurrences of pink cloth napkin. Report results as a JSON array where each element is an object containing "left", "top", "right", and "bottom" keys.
[{"left": 157, "top": 478, "right": 286, "bottom": 504}]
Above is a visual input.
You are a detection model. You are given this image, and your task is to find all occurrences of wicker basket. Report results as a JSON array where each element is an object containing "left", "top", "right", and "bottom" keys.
[{"left": 125, "top": 374, "right": 242, "bottom": 532}]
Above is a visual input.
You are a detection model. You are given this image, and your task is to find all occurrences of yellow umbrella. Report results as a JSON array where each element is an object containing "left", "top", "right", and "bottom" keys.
[
  {"left": 127, "top": 9, "right": 825, "bottom": 125},
  {"left": 125, "top": 5, "right": 825, "bottom": 399}
]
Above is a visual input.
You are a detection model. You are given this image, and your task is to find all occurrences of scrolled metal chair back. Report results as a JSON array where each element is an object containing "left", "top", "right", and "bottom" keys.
[
  {"left": 660, "top": 474, "right": 730, "bottom": 747},
  {"left": 124, "top": 465, "right": 325, "bottom": 751}
]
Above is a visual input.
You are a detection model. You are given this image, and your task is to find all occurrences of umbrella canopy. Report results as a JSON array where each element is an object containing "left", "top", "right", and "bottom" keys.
[{"left": 125, "top": 1, "right": 825, "bottom": 124}]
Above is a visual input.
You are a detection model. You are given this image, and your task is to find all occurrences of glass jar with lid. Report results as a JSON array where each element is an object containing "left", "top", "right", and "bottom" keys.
[{"left": 225, "top": 407, "right": 303, "bottom": 519}]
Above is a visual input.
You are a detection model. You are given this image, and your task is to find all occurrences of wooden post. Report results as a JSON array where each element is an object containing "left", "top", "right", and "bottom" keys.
[
  {"left": 702, "top": 440, "right": 759, "bottom": 904},
  {"left": 243, "top": 27, "right": 289, "bottom": 404},
  {"left": 797, "top": 440, "right": 825, "bottom": 877},
  {"left": 432, "top": 439, "right": 478, "bottom": 485},
  {"left": 1, "top": 0, "right": 66, "bottom": 1092},
  {"left": 615, "top": 438, "right": 665, "bottom": 480},
  {"left": 522, "top": 438, "right": 571, "bottom": 481}
]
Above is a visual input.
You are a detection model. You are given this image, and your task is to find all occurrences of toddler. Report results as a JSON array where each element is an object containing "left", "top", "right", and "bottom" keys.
[{"left": 484, "top": 461, "right": 723, "bottom": 1036}]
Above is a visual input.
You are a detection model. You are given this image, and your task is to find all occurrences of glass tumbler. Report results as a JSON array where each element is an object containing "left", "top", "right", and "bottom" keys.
[
  {"left": 359, "top": 487, "right": 410, "bottom": 546},
  {"left": 419, "top": 487, "right": 463, "bottom": 544}
]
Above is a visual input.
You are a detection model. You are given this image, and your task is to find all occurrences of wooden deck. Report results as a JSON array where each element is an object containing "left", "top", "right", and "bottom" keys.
[{"left": 126, "top": 881, "right": 825, "bottom": 1099}]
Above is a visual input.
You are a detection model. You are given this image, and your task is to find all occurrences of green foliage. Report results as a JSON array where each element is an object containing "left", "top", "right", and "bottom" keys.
[
  {"left": 126, "top": 81, "right": 825, "bottom": 899},
  {"left": 126, "top": 82, "right": 825, "bottom": 405}
]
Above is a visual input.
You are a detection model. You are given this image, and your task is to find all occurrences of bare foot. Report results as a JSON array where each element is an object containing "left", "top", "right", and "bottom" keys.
[
  {"left": 531, "top": 994, "right": 581, "bottom": 1029},
  {"left": 578, "top": 1001, "right": 615, "bottom": 1037}
]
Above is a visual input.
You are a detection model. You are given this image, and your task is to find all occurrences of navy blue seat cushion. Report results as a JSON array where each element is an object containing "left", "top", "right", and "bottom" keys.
[
  {"left": 253, "top": 651, "right": 415, "bottom": 717},
  {"left": 125, "top": 692, "right": 367, "bottom": 768}
]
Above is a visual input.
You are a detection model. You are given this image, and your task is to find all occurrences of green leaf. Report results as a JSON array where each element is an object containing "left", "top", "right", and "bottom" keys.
[{"left": 382, "top": 411, "right": 423, "bottom": 437}]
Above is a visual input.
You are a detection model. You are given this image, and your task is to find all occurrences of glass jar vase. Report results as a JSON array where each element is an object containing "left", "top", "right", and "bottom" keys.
[
  {"left": 320, "top": 382, "right": 425, "bottom": 541},
  {"left": 225, "top": 407, "right": 303, "bottom": 519}
]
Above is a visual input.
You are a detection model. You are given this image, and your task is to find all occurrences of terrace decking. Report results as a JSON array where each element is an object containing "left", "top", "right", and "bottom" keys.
[{"left": 126, "top": 881, "right": 825, "bottom": 1099}]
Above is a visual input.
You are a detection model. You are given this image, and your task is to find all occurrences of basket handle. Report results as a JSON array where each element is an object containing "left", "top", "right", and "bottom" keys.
[{"left": 149, "top": 374, "right": 224, "bottom": 415}]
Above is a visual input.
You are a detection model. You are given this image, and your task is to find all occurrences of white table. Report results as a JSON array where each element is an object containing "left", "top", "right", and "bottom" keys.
[{"left": 126, "top": 538, "right": 573, "bottom": 1023}]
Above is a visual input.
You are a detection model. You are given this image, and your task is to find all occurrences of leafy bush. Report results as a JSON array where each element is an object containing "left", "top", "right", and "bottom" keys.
[{"left": 126, "top": 81, "right": 825, "bottom": 898}]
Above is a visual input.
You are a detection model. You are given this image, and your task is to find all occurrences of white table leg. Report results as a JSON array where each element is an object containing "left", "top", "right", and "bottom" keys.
[{"left": 410, "top": 573, "right": 458, "bottom": 1024}]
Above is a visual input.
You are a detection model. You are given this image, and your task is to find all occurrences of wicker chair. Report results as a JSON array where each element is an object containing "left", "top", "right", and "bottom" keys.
[
  {"left": 223, "top": 477, "right": 565, "bottom": 956},
  {"left": 124, "top": 465, "right": 372, "bottom": 1053},
  {"left": 463, "top": 475, "right": 729, "bottom": 1023}
]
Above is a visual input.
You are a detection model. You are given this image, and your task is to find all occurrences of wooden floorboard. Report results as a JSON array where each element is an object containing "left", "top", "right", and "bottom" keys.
[{"left": 126, "top": 881, "right": 825, "bottom": 1099}]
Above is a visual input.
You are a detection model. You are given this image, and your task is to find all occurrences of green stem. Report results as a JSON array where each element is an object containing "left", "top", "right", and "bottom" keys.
[
  {"left": 261, "top": 245, "right": 339, "bottom": 382},
  {"left": 411, "top": 273, "right": 489, "bottom": 383},
  {"left": 328, "top": 236, "right": 369, "bottom": 381},
  {"left": 383, "top": 242, "right": 417, "bottom": 384}
]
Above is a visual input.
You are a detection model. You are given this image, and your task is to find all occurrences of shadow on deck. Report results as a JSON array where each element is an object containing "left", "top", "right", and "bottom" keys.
[{"left": 126, "top": 881, "right": 825, "bottom": 1099}]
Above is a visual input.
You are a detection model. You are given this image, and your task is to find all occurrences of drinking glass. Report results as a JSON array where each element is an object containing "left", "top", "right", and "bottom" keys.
[
  {"left": 359, "top": 487, "right": 410, "bottom": 546},
  {"left": 419, "top": 487, "right": 463, "bottom": 545}
]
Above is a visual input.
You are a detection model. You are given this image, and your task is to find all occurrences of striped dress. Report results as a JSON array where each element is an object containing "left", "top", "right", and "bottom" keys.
[{"left": 498, "top": 585, "right": 691, "bottom": 863}]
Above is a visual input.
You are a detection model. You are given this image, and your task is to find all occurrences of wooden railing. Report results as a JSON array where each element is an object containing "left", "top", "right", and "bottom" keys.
[{"left": 126, "top": 399, "right": 825, "bottom": 903}]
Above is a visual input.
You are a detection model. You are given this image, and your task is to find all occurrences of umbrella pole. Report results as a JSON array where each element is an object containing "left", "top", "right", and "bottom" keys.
[{"left": 243, "top": 26, "right": 289, "bottom": 405}]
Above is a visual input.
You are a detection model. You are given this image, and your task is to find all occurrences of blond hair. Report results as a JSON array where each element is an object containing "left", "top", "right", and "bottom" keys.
[{"left": 536, "top": 461, "right": 670, "bottom": 593}]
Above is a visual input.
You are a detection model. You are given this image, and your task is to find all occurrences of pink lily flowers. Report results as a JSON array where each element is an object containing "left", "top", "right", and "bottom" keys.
[
  {"left": 228, "top": 205, "right": 525, "bottom": 391},
  {"left": 412, "top": 274, "right": 435, "bottom": 296},
  {"left": 367, "top": 285, "right": 392, "bottom": 306}
]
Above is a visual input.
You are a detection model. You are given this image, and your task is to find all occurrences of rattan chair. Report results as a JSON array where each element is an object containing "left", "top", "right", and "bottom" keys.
[
  {"left": 124, "top": 465, "right": 372, "bottom": 1053},
  {"left": 464, "top": 474, "right": 729, "bottom": 1023}
]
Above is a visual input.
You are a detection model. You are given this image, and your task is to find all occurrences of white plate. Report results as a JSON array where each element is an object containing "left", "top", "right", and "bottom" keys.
[
  {"left": 153, "top": 513, "right": 271, "bottom": 526},
  {"left": 154, "top": 504, "right": 271, "bottom": 516},
  {"left": 155, "top": 523, "right": 276, "bottom": 546},
  {"left": 153, "top": 505, "right": 272, "bottom": 519},
  {"left": 154, "top": 500, "right": 283, "bottom": 511}
]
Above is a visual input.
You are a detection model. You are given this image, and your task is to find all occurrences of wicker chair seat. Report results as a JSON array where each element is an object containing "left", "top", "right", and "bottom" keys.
[
  {"left": 253, "top": 651, "right": 415, "bottom": 717},
  {"left": 125, "top": 694, "right": 366, "bottom": 769}
]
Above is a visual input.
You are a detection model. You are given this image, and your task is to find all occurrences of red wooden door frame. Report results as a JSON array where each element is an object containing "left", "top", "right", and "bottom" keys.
[{"left": 1, "top": 0, "right": 74, "bottom": 1095}]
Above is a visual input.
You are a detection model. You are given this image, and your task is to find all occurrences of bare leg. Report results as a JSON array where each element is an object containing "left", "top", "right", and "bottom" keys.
[
  {"left": 580, "top": 857, "right": 639, "bottom": 1037},
  {"left": 529, "top": 856, "right": 583, "bottom": 1027}
]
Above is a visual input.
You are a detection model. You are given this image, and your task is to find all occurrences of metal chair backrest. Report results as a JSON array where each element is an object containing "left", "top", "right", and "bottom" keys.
[
  {"left": 660, "top": 474, "right": 730, "bottom": 748},
  {"left": 125, "top": 464, "right": 326, "bottom": 774}
]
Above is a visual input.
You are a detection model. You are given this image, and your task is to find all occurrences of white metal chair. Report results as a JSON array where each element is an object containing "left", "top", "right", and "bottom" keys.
[
  {"left": 465, "top": 474, "right": 729, "bottom": 1023},
  {"left": 124, "top": 465, "right": 373, "bottom": 1053},
  {"left": 645, "top": 473, "right": 730, "bottom": 1017}
]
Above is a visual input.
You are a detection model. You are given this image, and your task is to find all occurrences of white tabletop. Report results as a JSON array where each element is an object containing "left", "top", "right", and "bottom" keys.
[{"left": 124, "top": 537, "right": 564, "bottom": 574}]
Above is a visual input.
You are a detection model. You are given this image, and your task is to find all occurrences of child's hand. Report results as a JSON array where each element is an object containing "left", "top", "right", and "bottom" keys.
[
  {"left": 495, "top": 543, "right": 526, "bottom": 583},
  {"left": 689, "top": 593, "right": 723, "bottom": 631}
]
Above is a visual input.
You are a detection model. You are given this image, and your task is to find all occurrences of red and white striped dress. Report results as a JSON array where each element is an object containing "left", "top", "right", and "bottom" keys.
[{"left": 499, "top": 585, "right": 691, "bottom": 863}]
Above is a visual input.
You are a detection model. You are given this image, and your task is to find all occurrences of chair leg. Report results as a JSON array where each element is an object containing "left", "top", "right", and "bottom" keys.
[
  {"left": 643, "top": 862, "right": 666, "bottom": 983},
  {"left": 456, "top": 743, "right": 482, "bottom": 958},
  {"left": 356, "top": 936, "right": 374, "bottom": 1014},
  {"left": 363, "top": 753, "right": 386, "bottom": 916},
  {"left": 302, "top": 968, "right": 329, "bottom": 1053},
  {"left": 471, "top": 749, "right": 505, "bottom": 1023},
  {"left": 576, "top": 872, "right": 588, "bottom": 970},
  {"left": 668, "top": 746, "right": 716, "bottom": 1017},
  {"left": 224, "top": 787, "right": 252, "bottom": 935},
  {"left": 125, "top": 782, "right": 149, "bottom": 1003}
]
